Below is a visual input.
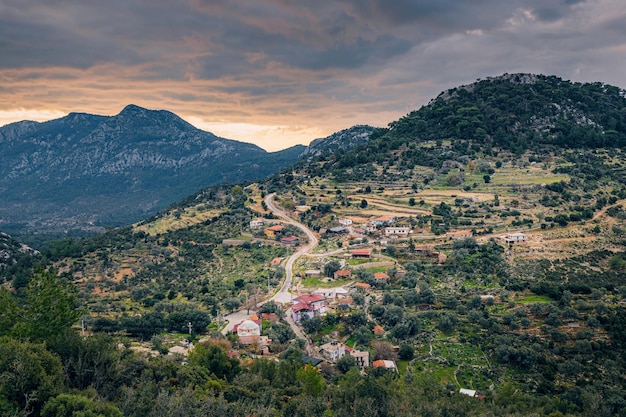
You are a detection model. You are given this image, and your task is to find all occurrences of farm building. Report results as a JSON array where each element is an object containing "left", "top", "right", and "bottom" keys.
[
  {"left": 351, "top": 249, "right": 372, "bottom": 258},
  {"left": 384, "top": 227, "right": 411, "bottom": 237},
  {"left": 333, "top": 269, "right": 352, "bottom": 280},
  {"left": 280, "top": 236, "right": 299, "bottom": 245},
  {"left": 264, "top": 224, "right": 284, "bottom": 238},
  {"left": 502, "top": 232, "right": 526, "bottom": 244}
]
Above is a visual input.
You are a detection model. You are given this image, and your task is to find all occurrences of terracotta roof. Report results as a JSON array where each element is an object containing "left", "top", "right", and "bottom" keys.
[
  {"left": 294, "top": 294, "right": 325, "bottom": 304},
  {"left": 355, "top": 282, "right": 371, "bottom": 289},
  {"left": 292, "top": 303, "right": 314, "bottom": 313},
  {"left": 266, "top": 225, "right": 284, "bottom": 232},
  {"left": 261, "top": 313, "right": 279, "bottom": 322},
  {"left": 372, "top": 359, "right": 396, "bottom": 369},
  {"left": 374, "top": 272, "right": 389, "bottom": 279},
  {"left": 351, "top": 249, "right": 372, "bottom": 256},
  {"left": 334, "top": 269, "right": 351, "bottom": 277}
]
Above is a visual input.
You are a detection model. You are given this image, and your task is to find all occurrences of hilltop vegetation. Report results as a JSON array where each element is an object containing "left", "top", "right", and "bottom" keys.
[
  {"left": 2, "top": 74, "right": 626, "bottom": 416},
  {"left": 316, "top": 74, "right": 626, "bottom": 182}
]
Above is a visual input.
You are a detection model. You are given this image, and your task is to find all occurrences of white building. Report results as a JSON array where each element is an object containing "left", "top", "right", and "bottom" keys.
[
  {"left": 459, "top": 388, "right": 477, "bottom": 397},
  {"left": 313, "top": 287, "right": 349, "bottom": 300},
  {"left": 320, "top": 340, "right": 346, "bottom": 361},
  {"left": 384, "top": 226, "right": 411, "bottom": 237},
  {"left": 503, "top": 232, "right": 526, "bottom": 244},
  {"left": 236, "top": 320, "right": 261, "bottom": 344},
  {"left": 349, "top": 349, "right": 370, "bottom": 368},
  {"left": 338, "top": 218, "right": 353, "bottom": 226},
  {"left": 250, "top": 219, "right": 264, "bottom": 229}
]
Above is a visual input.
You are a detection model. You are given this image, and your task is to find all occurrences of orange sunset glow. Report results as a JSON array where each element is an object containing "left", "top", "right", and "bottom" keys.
[{"left": 1, "top": 1, "right": 625, "bottom": 150}]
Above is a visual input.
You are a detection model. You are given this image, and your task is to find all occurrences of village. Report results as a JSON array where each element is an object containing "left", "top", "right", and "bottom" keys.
[{"left": 190, "top": 195, "right": 533, "bottom": 397}]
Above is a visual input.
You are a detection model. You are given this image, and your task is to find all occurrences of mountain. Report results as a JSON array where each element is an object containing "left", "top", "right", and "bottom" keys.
[
  {"left": 0, "top": 105, "right": 304, "bottom": 243},
  {"left": 324, "top": 74, "right": 626, "bottom": 180},
  {"left": 300, "top": 125, "right": 376, "bottom": 158},
  {"left": 5, "top": 74, "right": 626, "bottom": 416},
  {"left": 0, "top": 231, "right": 38, "bottom": 270}
]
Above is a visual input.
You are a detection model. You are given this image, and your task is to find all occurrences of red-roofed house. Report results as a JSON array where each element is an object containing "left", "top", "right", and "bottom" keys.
[
  {"left": 370, "top": 216, "right": 395, "bottom": 226},
  {"left": 373, "top": 359, "right": 397, "bottom": 372},
  {"left": 261, "top": 313, "right": 279, "bottom": 323},
  {"left": 333, "top": 269, "right": 352, "bottom": 280},
  {"left": 374, "top": 272, "right": 390, "bottom": 282},
  {"left": 280, "top": 236, "right": 299, "bottom": 245},
  {"left": 354, "top": 282, "right": 371, "bottom": 290},
  {"left": 351, "top": 249, "right": 372, "bottom": 258},
  {"left": 292, "top": 294, "right": 327, "bottom": 322},
  {"left": 264, "top": 225, "right": 284, "bottom": 238}
]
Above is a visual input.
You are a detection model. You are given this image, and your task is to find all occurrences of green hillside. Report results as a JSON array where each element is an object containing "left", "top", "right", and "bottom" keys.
[{"left": 2, "top": 74, "right": 626, "bottom": 416}]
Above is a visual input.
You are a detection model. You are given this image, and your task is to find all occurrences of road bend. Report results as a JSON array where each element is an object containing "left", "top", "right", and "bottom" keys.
[
  {"left": 264, "top": 193, "right": 320, "bottom": 354},
  {"left": 222, "top": 193, "right": 319, "bottom": 356}
]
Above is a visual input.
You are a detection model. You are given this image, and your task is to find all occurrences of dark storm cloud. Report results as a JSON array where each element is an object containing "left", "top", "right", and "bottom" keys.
[
  {"left": 0, "top": 0, "right": 624, "bottom": 151},
  {"left": 0, "top": 0, "right": 590, "bottom": 74}
]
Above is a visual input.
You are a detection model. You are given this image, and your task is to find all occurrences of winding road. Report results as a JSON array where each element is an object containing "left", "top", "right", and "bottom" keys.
[
  {"left": 264, "top": 193, "right": 320, "bottom": 350},
  {"left": 221, "top": 193, "right": 319, "bottom": 344},
  {"left": 265, "top": 193, "right": 319, "bottom": 304}
]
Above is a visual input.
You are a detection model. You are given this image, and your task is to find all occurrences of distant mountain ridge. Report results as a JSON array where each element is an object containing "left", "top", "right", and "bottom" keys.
[
  {"left": 5, "top": 73, "right": 626, "bottom": 245},
  {"left": 0, "top": 105, "right": 304, "bottom": 242}
]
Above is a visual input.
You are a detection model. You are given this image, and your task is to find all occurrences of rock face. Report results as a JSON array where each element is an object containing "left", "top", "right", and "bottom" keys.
[
  {"left": 0, "top": 105, "right": 304, "bottom": 239},
  {"left": 0, "top": 231, "right": 38, "bottom": 270},
  {"left": 301, "top": 125, "right": 375, "bottom": 158}
]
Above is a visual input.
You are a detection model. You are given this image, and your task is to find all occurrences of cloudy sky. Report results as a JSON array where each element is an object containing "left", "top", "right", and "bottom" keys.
[{"left": 1, "top": 0, "right": 625, "bottom": 151}]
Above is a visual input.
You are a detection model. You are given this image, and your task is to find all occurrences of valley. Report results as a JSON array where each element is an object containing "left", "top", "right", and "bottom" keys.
[{"left": 1, "top": 74, "right": 626, "bottom": 416}]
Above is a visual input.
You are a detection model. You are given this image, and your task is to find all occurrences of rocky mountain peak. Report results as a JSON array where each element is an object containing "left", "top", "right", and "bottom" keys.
[{"left": 0, "top": 106, "right": 302, "bottom": 241}]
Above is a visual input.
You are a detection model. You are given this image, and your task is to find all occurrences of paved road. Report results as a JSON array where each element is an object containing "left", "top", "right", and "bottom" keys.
[
  {"left": 220, "top": 309, "right": 254, "bottom": 335},
  {"left": 221, "top": 193, "right": 319, "bottom": 337},
  {"left": 265, "top": 193, "right": 319, "bottom": 304},
  {"left": 264, "top": 193, "right": 320, "bottom": 355}
]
